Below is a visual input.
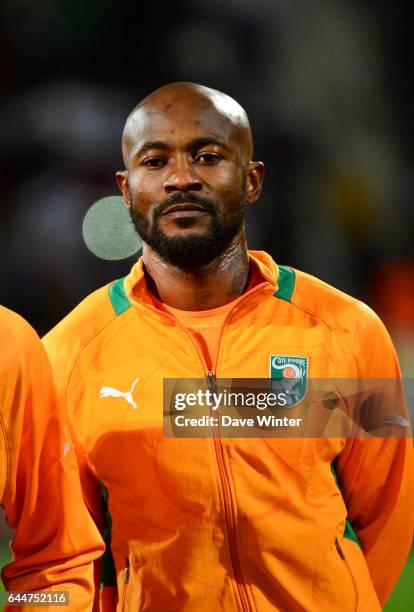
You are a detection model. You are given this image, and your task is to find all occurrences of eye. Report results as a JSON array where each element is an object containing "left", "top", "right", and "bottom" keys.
[
  {"left": 142, "top": 157, "right": 166, "bottom": 168},
  {"left": 195, "top": 152, "right": 222, "bottom": 164}
]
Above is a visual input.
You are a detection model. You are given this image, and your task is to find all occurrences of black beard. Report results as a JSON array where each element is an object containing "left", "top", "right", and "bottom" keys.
[{"left": 129, "top": 189, "right": 247, "bottom": 270}]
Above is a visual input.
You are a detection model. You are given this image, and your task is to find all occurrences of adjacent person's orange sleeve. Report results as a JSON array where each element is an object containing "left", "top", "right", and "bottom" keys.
[
  {"left": 335, "top": 306, "right": 414, "bottom": 605},
  {"left": 0, "top": 307, "right": 105, "bottom": 610}
]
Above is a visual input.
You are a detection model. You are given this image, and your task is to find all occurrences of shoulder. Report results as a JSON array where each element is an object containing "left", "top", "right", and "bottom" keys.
[
  {"left": 0, "top": 305, "right": 40, "bottom": 346},
  {"left": 0, "top": 306, "right": 45, "bottom": 372},
  {"left": 283, "top": 267, "right": 398, "bottom": 375},
  {"left": 288, "top": 268, "right": 381, "bottom": 334},
  {"left": 42, "top": 281, "right": 130, "bottom": 383}
]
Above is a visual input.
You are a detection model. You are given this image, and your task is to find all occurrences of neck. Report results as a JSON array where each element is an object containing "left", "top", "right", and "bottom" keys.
[{"left": 142, "top": 234, "right": 250, "bottom": 311}]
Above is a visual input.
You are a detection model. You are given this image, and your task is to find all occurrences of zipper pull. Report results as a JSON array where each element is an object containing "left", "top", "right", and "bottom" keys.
[
  {"left": 335, "top": 538, "right": 345, "bottom": 560},
  {"left": 123, "top": 558, "right": 130, "bottom": 583},
  {"left": 206, "top": 370, "right": 216, "bottom": 391}
]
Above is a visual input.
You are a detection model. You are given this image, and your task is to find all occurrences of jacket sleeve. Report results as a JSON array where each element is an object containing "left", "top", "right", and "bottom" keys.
[
  {"left": 42, "top": 327, "right": 117, "bottom": 611},
  {"left": 0, "top": 313, "right": 105, "bottom": 610},
  {"left": 73, "top": 449, "right": 118, "bottom": 612},
  {"left": 335, "top": 304, "right": 414, "bottom": 605}
]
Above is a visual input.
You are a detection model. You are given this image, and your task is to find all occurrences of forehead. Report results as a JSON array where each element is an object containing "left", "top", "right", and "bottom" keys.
[{"left": 125, "top": 93, "right": 242, "bottom": 156}]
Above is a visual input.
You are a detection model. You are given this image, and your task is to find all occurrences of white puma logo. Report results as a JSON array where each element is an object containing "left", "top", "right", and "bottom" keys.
[{"left": 100, "top": 378, "right": 139, "bottom": 409}]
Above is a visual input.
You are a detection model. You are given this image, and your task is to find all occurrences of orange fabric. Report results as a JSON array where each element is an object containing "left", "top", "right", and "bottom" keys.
[
  {"left": 0, "top": 306, "right": 104, "bottom": 611},
  {"left": 152, "top": 262, "right": 262, "bottom": 370},
  {"left": 43, "top": 251, "right": 414, "bottom": 611},
  {"left": 155, "top": 298, "right": 234, "bottom": 371}
]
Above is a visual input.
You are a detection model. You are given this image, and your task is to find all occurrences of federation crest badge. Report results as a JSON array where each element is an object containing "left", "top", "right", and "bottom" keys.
[{"left": 269, "top": 355, "right": 308, "bottom": 406}]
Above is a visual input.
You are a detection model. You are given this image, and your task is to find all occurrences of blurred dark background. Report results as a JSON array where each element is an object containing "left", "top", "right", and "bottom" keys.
[
  {"left": 0, "top": 0, "right": 413, "bottom": 375},
  {"left": 0, "top": 1, "right": 413, "bottom": 606}
]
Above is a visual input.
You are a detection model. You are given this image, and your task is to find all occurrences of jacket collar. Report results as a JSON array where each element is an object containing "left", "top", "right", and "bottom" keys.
[{"left": 124, "top": 250, "right": 279, "bottom": 308}]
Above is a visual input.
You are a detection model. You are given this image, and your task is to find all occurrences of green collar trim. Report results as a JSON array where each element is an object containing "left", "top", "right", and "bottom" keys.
[
  {"left": 274, "top": 265, "right": 295, "bottom": 302},
  {"left": 110, "top": 267, "right": 295, "bottom": 312},
  {"left": 109, "top": 277, "right": 131, "bottom": 316}
]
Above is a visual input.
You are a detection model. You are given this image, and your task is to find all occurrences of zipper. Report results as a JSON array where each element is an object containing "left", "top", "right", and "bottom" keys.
[
  {"left": 207, "top": 283, "right": 269, "bottom": 611},
  {"left": 120, "top": 558, "right": 129, "bottom": 610},
  {"left": 126, "top": 268, "right": 274, "bottom": 611},
  {"left": 157, "top": 287, "right": 271, "bottom": 612},
  {"left": 208, "top": 371, "right": 251, "bottom": 612},
  {"left": 335, "top": 539, "right": 359, "bottom": 609},
  {"left": 174, "top": 323, "right": 252, "bottom": 610},
  {"left": 206, "top": 370, "right": 215, "bottom": 391}
]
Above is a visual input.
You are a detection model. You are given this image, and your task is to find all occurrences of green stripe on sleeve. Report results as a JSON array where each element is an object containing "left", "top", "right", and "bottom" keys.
[
  {"left": 100, "top": 482, "right": 117, "bottom": 587},
  {"left": 344, "top": 519, "right": 360, "bottom": 546},
  {"left": 274, "top": 265, "right": 295, "bottom": 302},
  {"left": 330, "top": 462, "right": 361, "bottom": 547},
  {"left": 109, "top": 277, "right": 131, "bottom": 316}
]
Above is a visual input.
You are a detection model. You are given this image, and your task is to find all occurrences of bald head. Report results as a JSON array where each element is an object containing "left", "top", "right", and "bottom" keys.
[
  {"left": 122, "top": 82, "right": 253, "bottom": 167},
  {"left": 116, "top": 82, "right": 265, "bottom": 272}
]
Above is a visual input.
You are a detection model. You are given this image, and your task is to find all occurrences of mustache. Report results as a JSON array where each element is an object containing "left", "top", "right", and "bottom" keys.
[{"left": 153, "top": 193, "right": 218, "bottom": 218}]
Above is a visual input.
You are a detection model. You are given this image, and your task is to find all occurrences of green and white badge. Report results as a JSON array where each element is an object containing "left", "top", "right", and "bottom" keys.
[{"left": 269, "top": 355, "right": 308, "bottom": 406}]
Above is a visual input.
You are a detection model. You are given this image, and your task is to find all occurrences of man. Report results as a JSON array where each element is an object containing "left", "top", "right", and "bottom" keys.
[
  {"left": 0, "top": 306, "right": 104, "bottom": 609},
  {"left": 44, "top": 83, "right": 413, "bottom": 611}
]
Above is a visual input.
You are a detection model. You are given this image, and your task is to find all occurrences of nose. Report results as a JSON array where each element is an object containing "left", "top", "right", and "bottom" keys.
[{"left": 163, "top": 158, "right": 202, "bottom": 193}]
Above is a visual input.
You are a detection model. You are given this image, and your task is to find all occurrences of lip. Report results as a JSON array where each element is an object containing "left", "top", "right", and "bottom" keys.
[
  {"left": 161, "top": 203, "right": 208, "bottom": 216},
  {"left": 163, "top": 210, "right": 209, "bottom": 219}
]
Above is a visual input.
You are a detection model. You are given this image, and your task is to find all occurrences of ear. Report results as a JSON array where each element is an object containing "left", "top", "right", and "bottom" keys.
[
  {"left": 116, "top": 170, "right": 131, "bottom": 209},
  {"left": 245, "top": 162, "right": 265, "bottom": 205}
]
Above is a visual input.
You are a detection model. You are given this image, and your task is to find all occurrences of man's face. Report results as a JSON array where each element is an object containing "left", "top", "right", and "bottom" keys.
[{"left": 117, "top": 94, "right": 254, "bottom": 269}]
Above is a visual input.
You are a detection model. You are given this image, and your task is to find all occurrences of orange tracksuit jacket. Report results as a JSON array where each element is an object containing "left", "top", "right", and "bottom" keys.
[
  {"left": 0, "top": 306, "right": 104, "bottom": 610},
  {"left": 43, "top": 251, "right": 414, "bottom": 612}
]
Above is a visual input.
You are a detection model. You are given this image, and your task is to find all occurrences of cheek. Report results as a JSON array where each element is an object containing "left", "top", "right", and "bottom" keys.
[
  {"left": 128, "top": 169, "right": 163, "bottom": 197},
  {"left": 128, "top": 189, "right": 151, "bottom": 219},
  {"left": 128, "top": 173, "right": 148, "bottom": 197},
  {"left": 218, "top": 179, "right": 244, "bottom": 207},
  {"left": 204, "top": 166, "right": 243, "bottom": 198},
  {"left": 128, "top": 175, "right": 159, "bottom": 212}
]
